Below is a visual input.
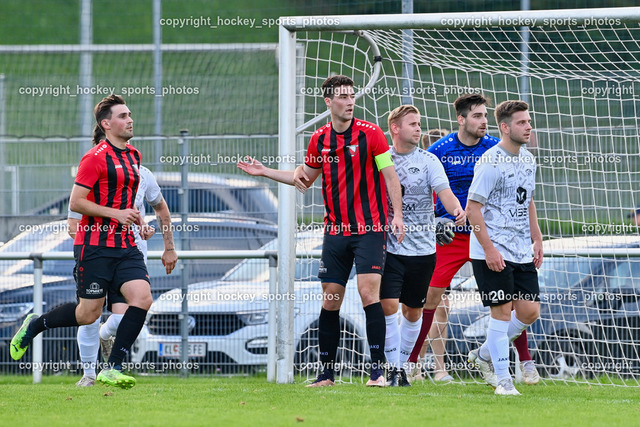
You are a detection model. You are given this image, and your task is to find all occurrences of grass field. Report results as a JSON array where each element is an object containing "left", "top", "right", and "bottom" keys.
[{"left": 1, "top": 375, "right": 639, "bottom": 426}]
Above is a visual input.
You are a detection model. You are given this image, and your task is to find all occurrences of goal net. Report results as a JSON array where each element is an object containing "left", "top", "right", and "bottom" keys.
[{"left": 282, "top": 7, "right": 640, "bottom": 386}]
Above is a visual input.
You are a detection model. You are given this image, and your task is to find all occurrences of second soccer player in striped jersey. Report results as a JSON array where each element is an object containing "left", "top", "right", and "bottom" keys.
[
  {"left": 10, "top": 95, "right": 152, "bottom": 389},
  {"left": 70, "top": 160, "right": 178, "bottom": 387},
  {"left": 238, "top": 75, "right": 405, "bottom": 387}
]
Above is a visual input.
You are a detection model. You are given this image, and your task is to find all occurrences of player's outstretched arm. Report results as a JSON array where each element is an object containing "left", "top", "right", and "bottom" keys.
[
  {"left": 237, "top": 156, "right": 297, "bottom": 186},
  {"left": 467, "top": 200, "right": 505, "bottom": 272},
  {"left": 380, "top": 165, "right": 405, "bottom": 244},
  {"left": 437, "top": 188, "right": 466, "bottom": 226},
  {"left": 151, "top": 197, "right": 178, "bottom": 274},
  {"left": 529, "top": 200, "right": 543, "bottom": 269}
]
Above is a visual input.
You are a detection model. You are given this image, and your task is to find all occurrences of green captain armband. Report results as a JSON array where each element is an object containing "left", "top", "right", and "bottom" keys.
[{"left": 374, "top": 151, "right": 393, "bottom": 171}]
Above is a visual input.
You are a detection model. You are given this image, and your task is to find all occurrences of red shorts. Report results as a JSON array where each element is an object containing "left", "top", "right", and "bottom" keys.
[{"left": 429, "top": 233, "right": 471, "bottom": 288}]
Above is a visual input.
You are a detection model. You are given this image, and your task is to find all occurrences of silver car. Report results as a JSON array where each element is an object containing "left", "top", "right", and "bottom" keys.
[{"left": 131, "top": 233, "right": 368, "bottom": 374}]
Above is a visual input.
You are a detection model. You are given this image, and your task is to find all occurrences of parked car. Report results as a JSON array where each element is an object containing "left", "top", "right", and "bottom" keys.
[
  {"left": 131, "top": 233, "right": 368, "bottom": 374},
  {"left": 27, "top": 172, "right": 278, "bottom": 223},
  {"left": 446, "top": 235, "right": 640, "bottom": 379},
  {"left": 0, "top": 215, "right": 277, "bottom": 371}
]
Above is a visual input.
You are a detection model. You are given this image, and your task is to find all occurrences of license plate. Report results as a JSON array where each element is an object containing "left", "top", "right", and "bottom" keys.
[{"left": 158, "top": 342, "right": 207, "bottom": 358}]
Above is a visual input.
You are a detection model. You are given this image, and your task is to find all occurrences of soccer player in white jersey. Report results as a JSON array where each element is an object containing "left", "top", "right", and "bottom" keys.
[
  {"left": 69, "top": 164, "right": 178, "bottom": 387},
  {"left": 381, "top": 106, "right": 466, "bottom": 386},
  {"left": 408, "top": 95, "right": 540, "bottom": 386},
  {"left": 466, "top": 100, "right": 543, "bottom": 396}
]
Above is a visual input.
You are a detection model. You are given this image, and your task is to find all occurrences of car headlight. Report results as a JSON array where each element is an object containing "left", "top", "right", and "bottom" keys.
[
  {"left": 0, "top": 303, "right": 34, "bottom": 323},
  {"left": 463, "top": 314, "right": 490, "bottom": 338},
  {"left": 238, "top": 311, "right": 269, "bottom": 325}
]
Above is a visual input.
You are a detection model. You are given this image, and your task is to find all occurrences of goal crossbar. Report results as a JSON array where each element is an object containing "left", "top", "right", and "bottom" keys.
[{"left": 281, "top": 7, "right": 640, "bottom": 31}]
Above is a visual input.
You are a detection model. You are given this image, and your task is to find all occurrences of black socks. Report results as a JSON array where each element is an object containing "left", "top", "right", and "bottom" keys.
[
  {"left": 107, "top": 306, "right": 148, "bottom": 370},
  {"left": 318, "top": 308, "right": 340, "bottom": 377}
]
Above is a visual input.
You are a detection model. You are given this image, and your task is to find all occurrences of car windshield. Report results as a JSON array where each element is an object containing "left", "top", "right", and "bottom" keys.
[
  {"left": 221, "top": 237, "right": 322, "bottom": 283},
  {"left": 607, "top": 259, "right": 640, "bottom": 290},
  {"left": 0, "top": 224, "right": 74, "bottom": 276},
  {"left": 538, "top": 257, "right": 609, "bottom": 292}
]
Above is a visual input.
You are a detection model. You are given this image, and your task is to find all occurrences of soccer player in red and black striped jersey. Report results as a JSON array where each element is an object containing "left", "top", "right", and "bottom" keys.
[
  {"left": 10, "top": 95, "right": 152, "bottom": 389},
  {"left": 238, "top": 75, "right": 405, "bottom": 387}
]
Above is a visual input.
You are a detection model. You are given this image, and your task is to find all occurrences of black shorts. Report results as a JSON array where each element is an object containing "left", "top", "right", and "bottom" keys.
[
  {"left": 471, "top": 259, "right": 539, "bottom": 307},
  {"left": 74, "top": 245, "right": 150, "bottom": 301},
  {"left": 318, "top": 232, "right": 387, "bottom": 286},
  {"left": 380, "top": 253, "right": 436, "bottom": 308},
  {"left": 73, "top": 265, "right": 127, "bottom": 312}
]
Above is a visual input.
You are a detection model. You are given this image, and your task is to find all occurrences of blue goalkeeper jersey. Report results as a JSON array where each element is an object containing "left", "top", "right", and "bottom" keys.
[{"left": 427, "top": 132, "right": 500, "bottom": 233}]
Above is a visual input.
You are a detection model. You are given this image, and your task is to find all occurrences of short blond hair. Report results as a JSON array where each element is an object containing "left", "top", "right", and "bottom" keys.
[{"left": 388, "top": 105, "right": 421, "bottom": 131}]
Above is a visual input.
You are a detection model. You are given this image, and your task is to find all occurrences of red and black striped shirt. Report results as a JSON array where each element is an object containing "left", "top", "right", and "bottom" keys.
[
  {"left": 73, "top": 139, "right": 141, "bottom": 248},
  {"left": 305, "top": 118, "right": 390, "bottom": 236}
]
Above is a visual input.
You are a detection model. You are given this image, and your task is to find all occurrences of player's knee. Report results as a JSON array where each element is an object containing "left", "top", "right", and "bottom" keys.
[
  {"left": 403, "top": 307, "right": 422, "bottom": 322},
  {"left": 125, "top": 292, "right": 152, "bottom": 310},
  {"left": 520, "top": 308, "right": 540, "bottom": 324},
  {"left": 380, "top": 299, "right": 398, "bottom": 316},
  {"left": 76, "top": 306, "right": 102, "bottom": 325},
  {"left": 359, "top": 291, "right": 379, "bottom": 307},
  {"left": 425, "top": 288, "right": 445, "bottom": 310},
  {"left": 322, "top": 298, "right": 342, "bottom": 311},
  {"left": 137, "top": 294, "right": 153, "bottom": 310}
]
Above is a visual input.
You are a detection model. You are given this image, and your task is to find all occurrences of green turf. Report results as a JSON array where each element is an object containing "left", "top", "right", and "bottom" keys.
[{"left": 0, "top": 375, "right": 639, "bottom": 426}]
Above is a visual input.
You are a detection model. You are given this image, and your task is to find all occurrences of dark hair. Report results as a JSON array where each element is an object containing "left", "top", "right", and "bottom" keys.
[
  {"left": 93, "top": 94, "right": 126, "bottom": 145},
  {"left": 454, "top": 94, "right": 489, "bottom": 118},
  {"left": 321, "top": 75, "right": 354, "bottom": 99},
  {"left": 421, "top": 128, "right": 448, "bottom": 149},
  {"left": 494, "top": 100, "right": 529, "bottom": 129}
]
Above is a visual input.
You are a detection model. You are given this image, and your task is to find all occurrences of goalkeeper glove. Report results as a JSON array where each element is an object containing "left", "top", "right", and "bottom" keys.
[{"left": 435, "top": 217, "right": 455, "bottom": 246}]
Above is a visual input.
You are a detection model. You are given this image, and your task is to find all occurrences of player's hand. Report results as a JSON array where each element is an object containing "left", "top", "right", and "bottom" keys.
[
  {"left": 435, "top": 217, "right": 455, "bottom": 246},
  {"left": 532, "top": 240, "right": 543, "bottom": 269},
  {"left": 485, "top": 246, "right": 505, "bottom": 272},
  {"left": 452, "top": 207, "right": 466, "bottom": 227},
  {"left": 162, "top": 248, "right": 178, "bottom": 274},
  {"left": 115, "top": 208, "right": 141, "bottom": 226},
  {"left": 140, "top": 224, "right": 155, "bottom": 240},
  {"left": 237, "top": 156, "right": 266, "bottom": 177},
  {"left": 293, "top": 165, "right": 311, "bottom": 193},
  {"left": 392, "top": 216, "right": 405, "bottom": 244}
]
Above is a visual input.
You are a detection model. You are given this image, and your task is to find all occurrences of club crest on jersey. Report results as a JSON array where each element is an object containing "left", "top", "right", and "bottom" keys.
[
  {"left": 348, "top": 144, "right": 358, "bottom": 156},
  {"left": 516, "top": 187, "right": 527, "bottom": 204},
  {"left": 408, "top": 167, "right": 420, "bottom": 174}
]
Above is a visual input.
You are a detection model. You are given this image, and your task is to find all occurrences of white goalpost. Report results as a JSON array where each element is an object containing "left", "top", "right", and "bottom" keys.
[{"left": 276, "top": 7, "right": 640, "bottom": 385}]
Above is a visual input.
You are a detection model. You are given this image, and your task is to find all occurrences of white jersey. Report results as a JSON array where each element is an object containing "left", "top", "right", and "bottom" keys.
[
  {"left": 468, "top": 144, "right": 537, "bottom": 264},
  {"left": 68, "top": 165, "right": 163, "bottom": 262},
  {"left": 387, "top": 146, "right": 450, "bottom": 256}
]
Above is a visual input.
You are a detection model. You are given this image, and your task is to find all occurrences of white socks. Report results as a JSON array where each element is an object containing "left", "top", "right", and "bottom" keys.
[
  {"left": 479, "top": 312, "right": 531, "bottom": 361},
  {"left": 77, "top": 318, "right": 100, "bottom": 378},
  {"left": 99, "top": 313, "right": 124, "bottom": 340},
  {"left": 485, "top": 318, "right": 510, "bottom": 381},
  {"left": 399, "top": 316, "right": 421, "bottom": 371},
  {"left": 384, "top": 313, "right": 400, "bottom": 369},
  {"left": 507, "top": 311, "right": 529, "bottom": 343}
]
